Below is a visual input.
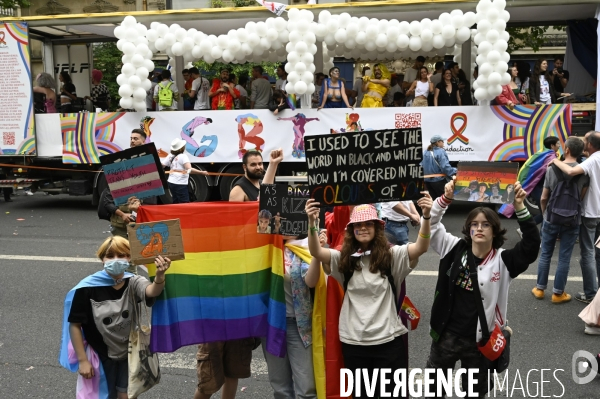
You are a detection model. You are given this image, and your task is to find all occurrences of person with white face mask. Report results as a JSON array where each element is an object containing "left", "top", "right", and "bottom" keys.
[{"left": 60, "top": 236, "right": 171, "bottom": 399}]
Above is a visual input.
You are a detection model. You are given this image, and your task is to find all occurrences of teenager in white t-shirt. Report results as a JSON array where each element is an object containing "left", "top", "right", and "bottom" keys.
[
  {"left": 305, "top": 199, "right": 432, "bottom": 396},
  {"left": 189, "top": 67, "right": 210, "bottom": 110},
  {"left": 161, "top": 139, "right": 208, "bottom": 204}
]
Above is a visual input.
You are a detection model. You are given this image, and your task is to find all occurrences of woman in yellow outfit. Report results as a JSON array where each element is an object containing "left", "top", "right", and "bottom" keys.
[{"left": 360, "top": 64, "right": 391, "bottom": 108}]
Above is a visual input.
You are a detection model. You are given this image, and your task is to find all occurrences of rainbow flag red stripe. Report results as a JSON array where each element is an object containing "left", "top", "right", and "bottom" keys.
[{"left": 137, "top": 202, "right": 286, "bottom": 356}]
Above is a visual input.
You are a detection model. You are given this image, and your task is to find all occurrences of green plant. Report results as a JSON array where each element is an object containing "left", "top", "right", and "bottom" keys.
[
  {"left": 211, "top": 0, "right": 224, "bottom": 8},
  {"left": 0, "top": 0, "right": 29, "bottom": 8},
  {"left": 92, "top": 42, "right": 122, "bottom": 111},
  {"left": 506, "top": 25, "right": 566, "bottom": 54},
  {"left": 232, "top": 0, "right": 254, "bottom": 7},
  {"left": 193, "top": 60, "right": 281, "bottom": 81}
]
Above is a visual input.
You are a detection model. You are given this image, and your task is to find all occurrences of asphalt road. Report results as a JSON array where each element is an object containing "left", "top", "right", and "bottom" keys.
[{"left": 0, "top": 192, "right": 599, "bottom": 398}]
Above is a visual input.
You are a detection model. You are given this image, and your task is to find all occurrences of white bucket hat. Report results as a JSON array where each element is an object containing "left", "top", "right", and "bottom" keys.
[{"left": 170, "top": 138, "right": 186, "bottom": 152}]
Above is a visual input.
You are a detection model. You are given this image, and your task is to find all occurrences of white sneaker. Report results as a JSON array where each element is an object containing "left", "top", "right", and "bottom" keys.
[
  {"left": 24, "top": 190, "right": 33, "bottom": 196},
  {"left": 584, "top": 324, "right": 600, "bottom": 335}
]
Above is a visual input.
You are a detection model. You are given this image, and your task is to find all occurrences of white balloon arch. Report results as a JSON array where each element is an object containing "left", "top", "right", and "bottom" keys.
[{"left": 114, "top": 0, "right": 510, "bottom": 111}]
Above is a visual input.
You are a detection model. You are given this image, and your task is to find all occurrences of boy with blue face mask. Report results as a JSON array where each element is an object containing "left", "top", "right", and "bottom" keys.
[{"left": 60, "top": 236, "right": 170, "bottom": 399}]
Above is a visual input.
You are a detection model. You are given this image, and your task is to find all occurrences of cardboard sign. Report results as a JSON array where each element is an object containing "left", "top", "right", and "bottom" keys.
[
  {"left": 453, "top": 162, "right": 519, "bottom": 204},
  {"left": 304, "top": 129, "right": 425, "bottom": 206},
  {"left": 258, "top": 184, "right": 310, "bottom": 236},
  {"left": 127, "top": 219, "right": 185, "bottom": 265},
  {"left": 101, "top": 143, "right": 168, "bottom": 206}
]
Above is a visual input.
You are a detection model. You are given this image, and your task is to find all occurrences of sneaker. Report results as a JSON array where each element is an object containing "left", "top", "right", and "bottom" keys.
[
  {"left": 24, "top": 190, "right": 33, "bottom": 196},
  {"left": 552, "top": 292, "right": 572, "bottom": 303},
  {"left": 575, "top": 292, "right": 595, "bottom": 304},
  {"left": 584, "top": 324, "right": 600, "bottom": 335},
  {"left": 532, "top": 287, "right": 544, "bottom": 299},
  {"left": 516, "top": 228, "right": 523, "bottom": 239}
]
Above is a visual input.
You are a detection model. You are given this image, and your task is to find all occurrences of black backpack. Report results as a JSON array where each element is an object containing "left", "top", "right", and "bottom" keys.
[{"left": 546, "top": 164, "right": 583, "bottom": 227}]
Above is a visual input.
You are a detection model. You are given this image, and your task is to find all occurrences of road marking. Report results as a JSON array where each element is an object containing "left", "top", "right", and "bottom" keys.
[
  {"left": 0, "top": 255, "right": 98, "bottom": 262},
  {"left": 0, "top": 255, "right": 584, "bottom": 282}
]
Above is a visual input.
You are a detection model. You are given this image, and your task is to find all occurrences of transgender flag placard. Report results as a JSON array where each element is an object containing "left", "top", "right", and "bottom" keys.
[{"left": 101, "top": 143, "right": 167, "bottom": 206}]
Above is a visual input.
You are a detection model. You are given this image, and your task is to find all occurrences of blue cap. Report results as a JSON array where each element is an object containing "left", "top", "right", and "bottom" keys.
[{"left": 430, "top": 135, "right": 446, "bottom": 143}]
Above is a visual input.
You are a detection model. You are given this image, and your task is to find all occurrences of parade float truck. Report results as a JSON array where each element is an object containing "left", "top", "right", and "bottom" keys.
[{"left": 0, "top": 0, "right": 595, "bottom": 203}]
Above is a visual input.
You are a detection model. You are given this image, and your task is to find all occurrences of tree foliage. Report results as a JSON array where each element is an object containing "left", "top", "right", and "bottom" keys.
[
  {"left": 506, "top": 25, "right": 566, "bottom": 54},
  {"left": 0, "top": 0, "right": 29, "bottom": 8},
  {"left": 93, "top": 42, "right": 122, "bottom": 111}
]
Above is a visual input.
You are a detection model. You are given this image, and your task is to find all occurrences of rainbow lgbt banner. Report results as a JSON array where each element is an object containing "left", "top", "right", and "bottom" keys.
[{"left": 137, "top": 202, "right": 286, "bottom": 356}]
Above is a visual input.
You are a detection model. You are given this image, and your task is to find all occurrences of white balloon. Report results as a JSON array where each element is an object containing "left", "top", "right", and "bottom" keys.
[
  {"left": 476, "top": 0, "right": 493, "bottom": 13},
  {"left": 116, "top": 74, "right": 128, "bottom": 86},
  {"left": 123, "top": 42, "right": 136, "bottom": 55},
  {"left": 294, "top": 81, "right": 307, "bottom": 95},
  {"left": 396, "top": 34, "right": 410, "bottom": 49},
  {"left": 134, "top": 101, "right": 146, "bottom": 112},
  {"left": 128, "top": 75, "right": 142, "bottom": 88},
  {"left": 245, "top": 21, "right": 256, "bottom": 33},
  {"left": 266, "top": 28, "right": 278, "bottom": 42},
  {"left": 477, "top": 75, "right": 489, "bottom": 87},
  {"left": 121, "top": 63, "right": 136, "bottom": 76},
  {"left": 248, "top": 33, "right": 260, "bottom": 47},
  {"left": 500, "top": 31, "right": 510, "bottom": 42},
  {"left": 452, "top": 15, "right": 465, "bottom": 29},
  {"left": 501, "top": 10, "right": 511, "bottom": 23},
  {"left": 182, "top": 37, "right": 195, "bottom": 51},
  {"left": 487, "top": 50, "right": 501, "bottom": 63},
  {"left": 327, "top": 19, "right": 340, "bottom": 33},
  {"left": 278, "top": 29, "right": 290, "bottom": 42},
  {"left": 171, "top": 43, "right": 184, "bottom": 57},
  {"left": 473, "top": 80, "right": 479, "bottom": 90},
  {"left": 444, "top": 37, "right": 456, "bottom": 47},
  {"left": 501, "top": 72, "right": 512, "bottom": 85},
  {"left": 421, "top": 29, "right": 433, "bottom": 42},
  {"left": 118, "top": 84, "right": 133, "bottom": 98},
  {"left": 169, "top": 23, "right": 181, "bottom": 33},
  {"left": 191, "top": 45, "right": 202, "bottom": 59},
  {"left": 120, "top": 97, "right": 133, "bottom": 109},
  {"left": 477, "top": 19, "right": 491, "bottom": 34},
  {"left": 486, "top": 29, "right": 499, "bottom": 44},
  {"left": 335, "top": 29, "right": 348, "bottom": 44},
  {"left": 260, "top": 38, "right": 271, "bottom": 50},
  {"left": 297, "top": 20, "right": 310, "bottom": 34},
  {"left": 295, "top": 62, "right": 307, "bottom": 74},
  {"left": 432, "top": 34, "right": 445, "bottom": 49},
  {"left": 501, "top": 51, "right": 511, "bottom": 63},
  {"left": 476, "top": 54, "right": 486, "bottom": 66},
  {"left": 386, "top": 42, "right": 397, "bottom": 53},
  {"left": 441, "top": 25, "right": 455, "bottom": 39},
  {"left": 493, "top": 39, "right": 508, "bottom": 53},
  {"left": 365, "top": 41, "right": 377, "bottom": 52},
  {"left": 125, "top": 28, "right": 138, "bottom": 42},
  {"left": 156, "top": 24, "right": 169, "bottom": 37},
  {"left": 295, "top": 41, "right": 307, "bottom": 54},
  {"left": 439, "top": 12, "right": 452, "bottom": 25},
  {"left": 324, "top": 34, "right": 336, "bottom": 48},
  {"left": 163, "top": 33, "right": 176, "bottom": 46},
  {"left": 288, "top": 71, "right": 300, "bottom": 84},
  {"left": 488, "top": 84, "right": 502, "bottom": 98},
  {"left": 316, "top": 24, "right": 328, "bottom": 39},
  {"left": 365, "top": 24, "right": 378, "bottom": 39},
  {"left": 253, "top": 47, "right": 264, "bottom": 57},
  {"left": 493, "top": 19, "right": 507, "bottom": 32},
  {"left": 375, "top": 34, "right": 387, "bottom": 48},
  {"left": 409, "top": 21, "right": 422, "bottom": 36},
  {"left": 286, "top": 42, "right": 295, "bottom": 53},
  {"left": 479, "top": 62, "right": 493, "bottom": 76},
  {"left": 488, "top": 72, "right": 502, "bottom": 86},
  {"left": 228, "top": 39, "right": 241, "bottom": 53},
  {"left": 464, "top": 12, "right": 477, "bottom": 27},
  {"left": 301, "top": 71, "right": 314, "bottom": 84},
  {"left": 217, "top": 35, "right": 229, "bottom": 49},
  {"left": 301, "top": 52, "right": 314, "bottom": 64},
  {"left": 456, "top": 27, "right": 471, "bottom": 43},
  {"left": 122, "top": 15, "right": 137, "bottom": 28},
  {"left": 474, "top": 87, "right": 489, "bottom": 101},
  {"left": 154, "top": 38, "right": 166, "bottom": 51},
  {"left": 409, "top": 36, "right": 422, "bottom": 51},
  {"left": 431, "top": 19, "right": 443, "bottom": 35},
  {"left": 145, "top": 29, "right": 158, "bottom": 43},
  {"left": 477, "top": 42, "right": 492, "bottom": 55},
  {"left": 356, "top": 32, "right": 367, "bottom": 45},
  {"left": 494, "top": 0, "right": 507, "bottom": 11},
  {"left": 422, "top": 41, "right": 434, "bottom": 52},
  {"left": 173, "top": 28, "right": 185, "bottom": 42},
  {"left": 275, "top": 17, "right": 287, "bottom": 31},
  {"left": 132, "top": 87, "right": 147, "bottom": 101},
  {"left": 474, "top": 32, "right": 485, "bottom": 45},
  {"left": 131, "top": 54, "right": 145, "bottom": 67},
  {"left": 210, "top": 47, "right": 223, "bottom": 59},
  {"left": 122, "top": 54, "right": 132, "bottom": 64},
  {"left": 203, "top": 55, "right": 215, "bottom": 64},
  {"left": 222, "top": 50, "right": 234, "bottom": 63},
  {"left": 398, "top": 21, "right": 410, "bottom": 35},
  {"left": 256, "top": 22, "right": 268, "bottom": 37},
  {"left": 114, "top": 26, "right": 125, "bottom": 39},
  {"left": 285, "top": 82, "right": 295, "bottom": 94}
]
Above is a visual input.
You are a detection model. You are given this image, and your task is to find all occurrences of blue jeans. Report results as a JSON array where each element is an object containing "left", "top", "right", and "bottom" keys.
[
  {"left": 536, "top": 221, "right": 579, "bottom": 294},
  {"left": 579, "top": 217, "right": 600, "bottom": 297},
  {"left": 262, "top": 318, "right": 317, "bottom": 399},
  {"left": 168, "top": 182, "right": 189, "bottom": 204},
  {"left": 384, "top": 220, "right": 409, "bottom": 245}
]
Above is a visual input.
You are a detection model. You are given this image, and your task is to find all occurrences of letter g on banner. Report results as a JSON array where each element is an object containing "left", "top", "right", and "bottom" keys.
[{"left": 572, "top": 350, "right": 598, "bottom": 385}]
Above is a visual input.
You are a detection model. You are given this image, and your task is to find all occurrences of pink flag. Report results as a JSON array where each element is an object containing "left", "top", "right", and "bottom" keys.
[{"left": 255, "top": 0, "right": 286, "bottom": 16}]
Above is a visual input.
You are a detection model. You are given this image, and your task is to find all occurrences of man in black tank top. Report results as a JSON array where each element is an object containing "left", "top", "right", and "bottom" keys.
[{"left": 229, "top": 149, "right": 283, "bottom": 202}]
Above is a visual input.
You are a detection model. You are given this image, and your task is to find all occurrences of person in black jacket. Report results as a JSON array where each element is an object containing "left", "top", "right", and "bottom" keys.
[
  {"left": 425, "top": 179, "right": 540, "bottom": 398},
  {"left": 529, "top": 59, "right": 570, "bottom": 105}
]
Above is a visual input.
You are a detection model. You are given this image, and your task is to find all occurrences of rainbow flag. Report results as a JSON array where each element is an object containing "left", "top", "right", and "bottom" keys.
[
  {"left": 137, "top": 202, "right": 286, "bottom": 356},
  {"left": 498, "top": 149, "right": 556, "bottom": 218}
]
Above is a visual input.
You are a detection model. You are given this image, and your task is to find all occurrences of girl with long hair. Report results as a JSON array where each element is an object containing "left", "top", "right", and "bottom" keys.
[
  {"left": 530, "top": 59, "right": 569, "bottom": 105},
  {"left": 406, "top": 66, "right": 433, "bottom": 107},
  {"left": 58, "top": 71, "right": 77, "bottom": 113},
  {"left": 434, "top": 69, "right": 461, "bottom": 106},
  {"left": 495, "top": 66, "right": 521, "bottom": 109},
  {"left": 305, "top": 196, "right": 433, "bottom": 398},
  {"left": 318, "top": 66, "right": 353, "bottom": 109}
]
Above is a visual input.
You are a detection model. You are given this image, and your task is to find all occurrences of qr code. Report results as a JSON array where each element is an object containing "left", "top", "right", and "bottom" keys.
[
  {"left": 3, "top": 132, "right": 15, "bottom": 146},
  {"left": 395, "top": 113, "right": 422, "bottom": 129}
]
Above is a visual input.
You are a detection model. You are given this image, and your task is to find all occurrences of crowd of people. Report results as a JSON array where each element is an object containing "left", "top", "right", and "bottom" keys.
[{"left": 60, "top": 127, "right": 600, "bottom": 398}]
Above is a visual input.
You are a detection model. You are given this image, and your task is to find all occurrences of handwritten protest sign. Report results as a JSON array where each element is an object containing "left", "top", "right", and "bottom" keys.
[
  {"left": 127, "top": 219, "right": 185, "bottom": 265},
  {"left": 453, "top": 161, "right": 519, "bottom": 204},
  {"left": 101, "top": 143, "right": 168, "bottom": 206},
  {"left": 258, "top": 184, "right": 310, "bottom": 236},
  {"left": 304, "top": 129, "right": 424, "bottom": 206}
]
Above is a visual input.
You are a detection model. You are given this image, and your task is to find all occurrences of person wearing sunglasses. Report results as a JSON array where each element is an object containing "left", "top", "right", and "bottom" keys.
[
  {"left": 425, "top": 179, "right": 540, "bottom": 397},
  {"left": 305, "top": 194, "right": 433, "bottom": 398}
]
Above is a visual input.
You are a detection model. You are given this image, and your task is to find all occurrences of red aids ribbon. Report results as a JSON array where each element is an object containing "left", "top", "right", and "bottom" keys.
[
  {"left": 447, "top": 112, "right": 469, "bottom": 145},
  {"left": 0, "top": 31, "right": 6, "bottom": 46}
]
